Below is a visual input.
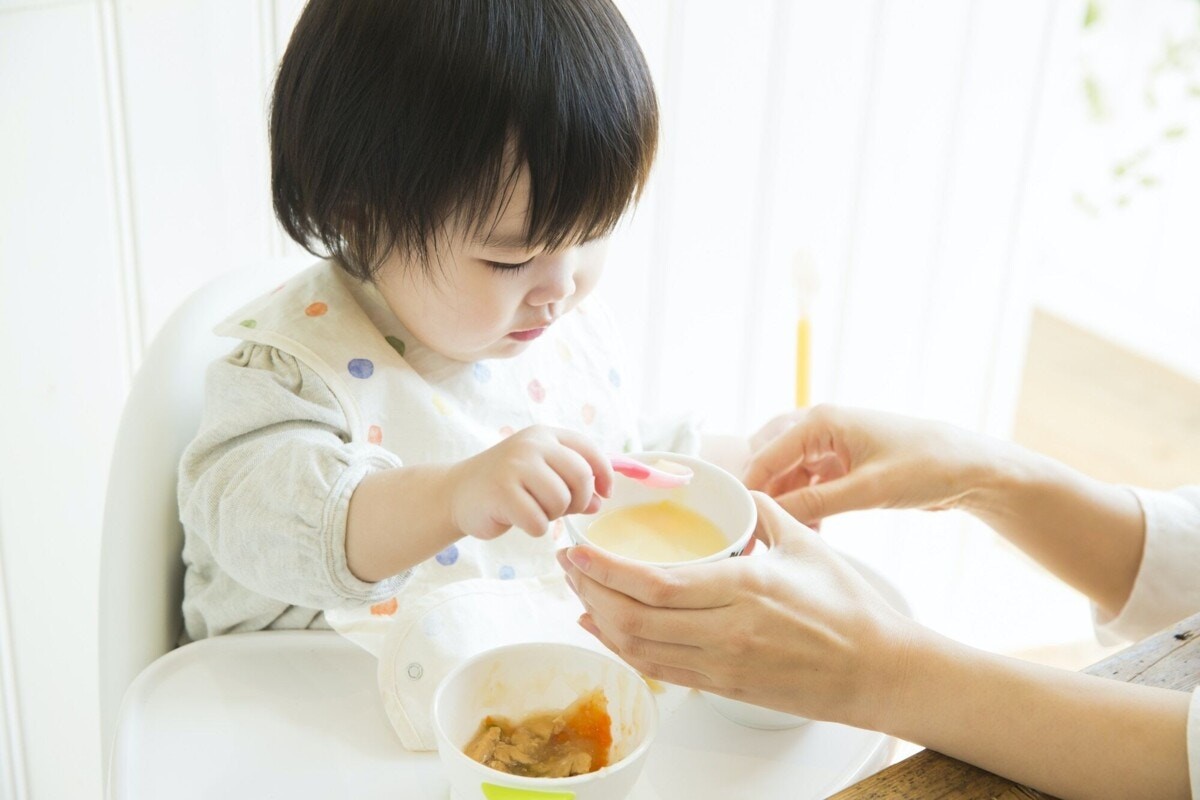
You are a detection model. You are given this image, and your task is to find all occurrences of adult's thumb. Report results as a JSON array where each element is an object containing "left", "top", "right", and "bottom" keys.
[{"left": 750, "top": 492, "right": 819, "bottom": 553}]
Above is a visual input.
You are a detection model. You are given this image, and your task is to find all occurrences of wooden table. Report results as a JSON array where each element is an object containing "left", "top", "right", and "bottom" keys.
[{"left": 831, "top": 611, "right": 1200, "bottom": 799}]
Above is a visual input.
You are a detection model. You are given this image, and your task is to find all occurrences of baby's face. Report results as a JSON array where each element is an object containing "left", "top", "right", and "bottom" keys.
[{"left": 374, "top": 171, "right": 607, "bottom": 363}]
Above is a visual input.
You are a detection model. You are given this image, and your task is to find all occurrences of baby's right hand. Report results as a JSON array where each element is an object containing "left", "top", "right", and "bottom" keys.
[{"left": 448, "top": 426, "right": 614, "bottom": 540}]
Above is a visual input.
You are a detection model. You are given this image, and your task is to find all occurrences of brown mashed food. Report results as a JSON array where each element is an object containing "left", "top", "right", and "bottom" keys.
[{"left": 463, "top": 689, "right": 612, "bottom": 778}]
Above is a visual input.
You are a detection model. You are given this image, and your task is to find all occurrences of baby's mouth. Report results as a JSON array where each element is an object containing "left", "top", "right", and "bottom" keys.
[{"left": 508, "top": 327, "right": 547, "bottom": 342}]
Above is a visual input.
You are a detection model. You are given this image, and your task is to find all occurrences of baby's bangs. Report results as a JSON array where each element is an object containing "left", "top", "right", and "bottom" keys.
[{"left": 442, "top": 0, "right": 660, "bottom": 258}]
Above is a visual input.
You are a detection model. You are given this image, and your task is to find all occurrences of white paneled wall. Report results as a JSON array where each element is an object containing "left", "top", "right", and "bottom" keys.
[
  {"left": 2, "top": 4, "right": 131, "bottom": 800},
  {"left": 4, "top": 1, "right": 1197, "bottom": 797}
]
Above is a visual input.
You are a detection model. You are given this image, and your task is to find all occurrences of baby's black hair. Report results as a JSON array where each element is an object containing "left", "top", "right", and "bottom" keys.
[{"left": 270, "top": 0, "right": 659, "bottom": 280}]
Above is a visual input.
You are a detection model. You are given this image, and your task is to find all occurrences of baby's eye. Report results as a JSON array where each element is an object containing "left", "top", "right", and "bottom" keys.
[{"left": 485, "top": 258, "right": 534, "bottom": 273}]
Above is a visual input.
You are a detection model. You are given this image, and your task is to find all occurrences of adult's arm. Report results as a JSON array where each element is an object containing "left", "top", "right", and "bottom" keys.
[
  {"left": 559, "top": 494, "right": 1194, "bottom": 800},
  {"left": 743, "top": 405, "right": 1144, "bottom": 617}
]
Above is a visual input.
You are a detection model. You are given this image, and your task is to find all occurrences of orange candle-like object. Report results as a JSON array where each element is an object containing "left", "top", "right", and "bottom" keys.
[
  {"left": 792, "top": 250, "right": 818, "bottom": 409},
  {"left": 794, "top": 316, "right": 810, "bottom": 409}
]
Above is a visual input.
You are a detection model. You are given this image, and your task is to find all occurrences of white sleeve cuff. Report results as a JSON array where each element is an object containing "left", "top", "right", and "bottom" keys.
[{"left": 1094, "top": 487, "right": 1200, "bottom": 644}]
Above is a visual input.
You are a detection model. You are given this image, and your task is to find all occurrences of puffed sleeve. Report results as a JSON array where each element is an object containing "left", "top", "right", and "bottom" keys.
[
  {"left": 1093, "top": 486, "right": 1200, "bottom": 644},
  {"left": 178, "top": 343, "right": 407, "bottom": 639}
]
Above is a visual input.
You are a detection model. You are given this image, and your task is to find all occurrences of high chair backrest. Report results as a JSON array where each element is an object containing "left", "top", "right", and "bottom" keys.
[{"left": 97, "top": 257, "right": 312, "bottom": 772}]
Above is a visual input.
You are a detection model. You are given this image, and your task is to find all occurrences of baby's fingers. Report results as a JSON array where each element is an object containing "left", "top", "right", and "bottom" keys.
[
  {"left": 553, "top": 429, "right": 613, "bottom": 499},
  {"left": 503, "top": 488, "right": 552, "bottom": 537},
  {"left": 521, "top": 466, "right": 573, "bottom": 528},
  {"left": 544, "top": 446, "right": 601, "bottom": 516}
]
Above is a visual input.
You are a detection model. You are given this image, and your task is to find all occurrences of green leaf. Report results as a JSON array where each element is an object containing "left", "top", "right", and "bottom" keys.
[
  {"left": 1083, "top": 73, "right": 1106, "bottom": 120},
  {"left": 1072, "top": 192, "right": 1100, "bottom": 217},
  {"left": 1112, "top": 148, "right": 1150, "bottom": 178},
  {"left": 1163, "top": 125, "right": 1188, "bottom": 139},
  {"left": 1083, "top": 0, "right": 1102, "bottom": 28}
]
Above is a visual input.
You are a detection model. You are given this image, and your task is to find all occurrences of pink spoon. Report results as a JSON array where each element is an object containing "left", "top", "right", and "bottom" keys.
[{"left": 610, "top": 455, "right": 694, "bottom": 488}]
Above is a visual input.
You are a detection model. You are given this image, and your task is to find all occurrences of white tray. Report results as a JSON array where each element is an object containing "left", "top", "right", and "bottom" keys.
[
  {"left": 110, "top": 633, "right": 890, "bottom": 800},
  {"left": 109, "top": 559, "right": 901, "bottom": 799}
]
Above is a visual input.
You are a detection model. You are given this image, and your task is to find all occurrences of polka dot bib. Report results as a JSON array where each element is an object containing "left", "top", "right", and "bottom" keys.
[{"left": 215, "top": 260, "right": 640, "bottom": 750}]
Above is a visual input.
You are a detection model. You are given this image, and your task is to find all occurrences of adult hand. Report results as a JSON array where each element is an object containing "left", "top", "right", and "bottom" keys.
[
  {"left": 558, "top": 492, "right": 917, "bottom": 729},
  {"left": 743, "top": 404, "right": 997, "bottom": 527},
  {"left": 450, "top": 425, "right": 613, "bottom": 539}
]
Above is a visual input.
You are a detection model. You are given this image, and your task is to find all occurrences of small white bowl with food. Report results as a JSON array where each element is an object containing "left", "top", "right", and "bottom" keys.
[{"left": 432, "top": 642, "right": 658, "bottom": 800}]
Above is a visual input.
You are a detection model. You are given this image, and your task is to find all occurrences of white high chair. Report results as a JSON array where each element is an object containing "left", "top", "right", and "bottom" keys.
[
  {"left": 98, "top": 258, "right": 446, "bottom": 798},
  {"left": 98, "top": 258, "right": 901, "bottom": 800}
]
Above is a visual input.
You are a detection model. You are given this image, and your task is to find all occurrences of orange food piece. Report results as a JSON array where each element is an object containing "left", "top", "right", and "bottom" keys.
[
  {"left": 550, "top": 690, "right": 612, "bottom": 769},
  {"left": 464, "top": 690, "right": 612, "bottom": 777}
]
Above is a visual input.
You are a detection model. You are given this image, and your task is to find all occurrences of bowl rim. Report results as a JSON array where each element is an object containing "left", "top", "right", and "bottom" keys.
[
  {"left": 431, "top": 641, "right": 659, "bottom": 787},
  {"left": 564, "top": 451, "right": 757, "bottom": 568}
]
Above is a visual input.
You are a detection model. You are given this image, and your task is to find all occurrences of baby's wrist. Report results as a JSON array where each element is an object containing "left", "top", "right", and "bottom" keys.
[{"left": 441, "top": 459, "right": 473, "bottom": 538}]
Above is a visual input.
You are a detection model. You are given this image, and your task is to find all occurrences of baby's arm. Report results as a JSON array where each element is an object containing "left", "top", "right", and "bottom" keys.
[
  {"left": 183, "top": 346, "right": 615, "bottom": 607},
  {"left": 345, "top": 426, "right": 613, "bottom": 581},
  {"left": 179, "top": 345, "right": 406, "bottom": 611}
]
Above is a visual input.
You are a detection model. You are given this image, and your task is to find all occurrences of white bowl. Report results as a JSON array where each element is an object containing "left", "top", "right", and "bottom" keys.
[
  {"left": 432, "top": 642, "right": 658, "bottom": 800},
  {"left": 699, "top": 692, "right": 811, "bottom": 731},
  {"left": 564, "top": 451, "right": 756, "bottom": 567}
]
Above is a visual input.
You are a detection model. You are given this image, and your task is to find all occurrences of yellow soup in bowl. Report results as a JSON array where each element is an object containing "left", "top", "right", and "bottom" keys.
[{"left": 585, "top": 500, "right": 727, "bottom": 563}]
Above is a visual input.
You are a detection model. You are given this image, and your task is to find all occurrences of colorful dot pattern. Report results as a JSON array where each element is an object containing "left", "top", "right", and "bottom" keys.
[
  {"left": 247, "top": 288, "right": 625, "bottom": 623},
  {"left": 348, "top": 358, "right": 374, "bottom": 379},
  {"left": 421, "top": 614, "right": 443, "bottom": 637},
  {"left": 370, "top": 597, "right": 398, "bottom": 616}
]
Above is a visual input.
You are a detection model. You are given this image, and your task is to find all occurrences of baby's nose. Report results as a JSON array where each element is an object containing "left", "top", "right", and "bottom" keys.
[{"left": 527, "top": 254, "right": 575, "bottom": 306}]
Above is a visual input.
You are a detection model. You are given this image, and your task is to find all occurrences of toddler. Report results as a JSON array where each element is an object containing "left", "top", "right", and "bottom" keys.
[{"left": 178, "top": 0, "right": 703, "bottom": 750}]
